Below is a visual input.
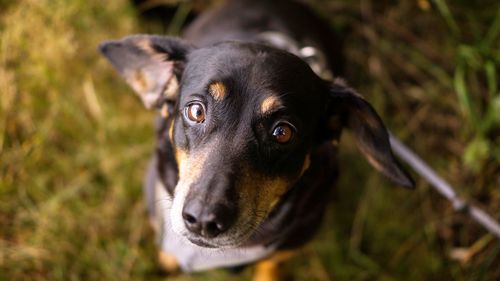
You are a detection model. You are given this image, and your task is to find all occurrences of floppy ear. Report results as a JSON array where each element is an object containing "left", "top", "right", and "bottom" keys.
[
  {"left": 326, "top": 79, "right": 414, "bottom": 188},
  {"left": 98, "top": 35, "right": 193, "bottom": 109}
]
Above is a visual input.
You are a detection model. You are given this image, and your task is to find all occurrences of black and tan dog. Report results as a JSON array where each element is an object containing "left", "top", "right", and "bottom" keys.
[{"left": 99, "top": 0, "right": 414, "bottom": 280}]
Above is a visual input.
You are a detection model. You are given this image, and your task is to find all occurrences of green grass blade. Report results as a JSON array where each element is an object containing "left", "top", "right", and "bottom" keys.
[{"left": 433, "top": 0, "right": 460, "bottom": 37}]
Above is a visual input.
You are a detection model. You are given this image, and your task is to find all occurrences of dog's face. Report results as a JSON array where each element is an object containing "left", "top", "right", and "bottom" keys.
[
  {"left": 169, "top": 42, "right": 326, "bottom": 247},
  {"left": 100, "top": 35, "right": 413, "bottom": 248}
]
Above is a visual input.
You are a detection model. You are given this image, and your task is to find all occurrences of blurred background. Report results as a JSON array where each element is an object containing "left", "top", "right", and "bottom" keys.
[{"left": 0, "top": 0, "right": 499, "bottom": 280}]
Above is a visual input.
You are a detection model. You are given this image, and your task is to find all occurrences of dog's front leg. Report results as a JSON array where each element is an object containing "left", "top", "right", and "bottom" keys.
[
  {"left": 253, "top": 250, "right": 296, "bottom": 281},
  {"left": 158, "top": 251, "right": 180, "bottom": 275}
]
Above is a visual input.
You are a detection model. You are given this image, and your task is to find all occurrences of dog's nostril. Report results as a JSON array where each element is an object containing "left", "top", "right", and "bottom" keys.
[
  {"left": 204, "top": 221, "right": 223, "bottom": 238},
  {"left": 183, "top": 210, "right": 203, "bottom": 235},
  {"left": 182, "top": 203, "right": 235, "bottom": 238},
  {"left": 183, "top": 213, "right": 197, "bottom": 225}
]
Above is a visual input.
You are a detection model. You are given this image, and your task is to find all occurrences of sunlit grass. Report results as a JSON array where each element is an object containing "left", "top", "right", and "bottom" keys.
[{"left": 1, "top": 0, "right": 499, "bottom": 280}]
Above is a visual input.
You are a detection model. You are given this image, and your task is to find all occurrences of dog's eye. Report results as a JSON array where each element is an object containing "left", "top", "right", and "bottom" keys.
[
  {"left": 272, "top": 123, "right": 294, "bottom": 144},
  {"left": 186, "top": 103, "right": 206, "bottom": 123}
]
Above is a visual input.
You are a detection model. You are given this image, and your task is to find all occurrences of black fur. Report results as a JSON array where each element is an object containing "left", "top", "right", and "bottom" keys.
[{"left": 99, "top": 0, "right": 414, "bottom": 274}]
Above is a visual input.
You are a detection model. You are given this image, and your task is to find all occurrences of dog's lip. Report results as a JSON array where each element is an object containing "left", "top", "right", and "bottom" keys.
[
  {"left": 185, "top": 235, "right": 247, "bottom": 249},
  {"left": 186, "top": 237, "right": 218, "bottom": 248}
]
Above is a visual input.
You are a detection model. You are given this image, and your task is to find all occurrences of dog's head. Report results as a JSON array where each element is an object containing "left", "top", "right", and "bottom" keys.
[{"left": 99, "top": 35, "right": 413, "bottom": 248}]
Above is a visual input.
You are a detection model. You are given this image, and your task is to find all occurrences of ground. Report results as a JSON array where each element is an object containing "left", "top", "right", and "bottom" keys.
[{"left": 0, "top": 0, "right": 499, "bottom": 280}]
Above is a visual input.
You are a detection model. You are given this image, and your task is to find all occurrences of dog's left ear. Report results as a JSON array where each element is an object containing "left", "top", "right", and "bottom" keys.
[
  {"left": 99, "top": 35, "right": 193, "bottom": 109},
  {"left": 325, "top": 80, "right": 415, "bottom": 188}
]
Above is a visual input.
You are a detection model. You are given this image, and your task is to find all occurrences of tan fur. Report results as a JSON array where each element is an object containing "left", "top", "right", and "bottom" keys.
[
  {"left": 163, "top": 76, "right": 179, "bottom": 101},
  {"left": 158, "top": 251, "right": 180, "bottom": 274},
  {"left": 136, "top": 38, "right": 156, "bottom": 55},
  {"left": 174, "top": 143, "right": 290, "bottom": 215},
  {"left": 240, "top": 154, "right": 309, "bottom": 212},
  {"left": 240, "top": 168, "right": 290, "bottom": 217},
  {"left": 260, "top": 95, "right": 282, "bottom": 114},
  {"left": 168, "top": 123, "right": 174, "bottom": 142},
  {"left": 135, "top": 38, "right": 169, "bottom": 61},
  {"left": 253, "top": 251, "right": 296, "bottom": 281},
  {"left": 176, "top": 147, "right": 210, "bottom": 183},
  {"left": 129, "top": 69, "right": 149, "bottom": 93},
  {"left": 124, "top": 38, "right": 174, "bottom": 109},
  {"left": 161, "top": 104, "right": 169, "bottom": 118},
  {"left": 299, "top": 153, "right": 311, "bottom": 177},
  {"left": 208, "top": 81, "right": 227, "bottom": 101},
  {"left": 174, "top": 149, "right": 186, "bottom": 171},
  {"left": 253, "top": 260, "right": 280, "bottom": 281}
]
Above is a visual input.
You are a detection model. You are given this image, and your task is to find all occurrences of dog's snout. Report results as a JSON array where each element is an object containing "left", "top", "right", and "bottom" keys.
[{"left": 182, "top": 201, "right": 235, "bottom": 238}]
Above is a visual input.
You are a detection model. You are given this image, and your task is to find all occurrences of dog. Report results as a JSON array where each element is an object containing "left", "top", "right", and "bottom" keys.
[{"left": 99, "top": 0, "right": 414, "bottom": 280}]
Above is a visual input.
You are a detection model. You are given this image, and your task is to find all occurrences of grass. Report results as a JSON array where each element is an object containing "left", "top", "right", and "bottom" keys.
[{"left": 0, "top": 0, "right": 499, "bottom": 280}]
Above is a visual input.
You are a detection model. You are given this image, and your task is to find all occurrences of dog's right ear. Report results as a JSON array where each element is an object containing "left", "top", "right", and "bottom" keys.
[
  {"left": 324, "top": 79, "right": 415, "bottom": 188},
  {"left": 99, "top": 35, "right": 193, "bottom": 109}
]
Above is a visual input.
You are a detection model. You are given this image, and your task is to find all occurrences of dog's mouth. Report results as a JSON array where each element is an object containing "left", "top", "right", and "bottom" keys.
[
  {"left": 186, "top": 237, "right": 218, "bottom": 248},
  {"left": 184, "top": 223, "right": 260, "bottom": 249}
]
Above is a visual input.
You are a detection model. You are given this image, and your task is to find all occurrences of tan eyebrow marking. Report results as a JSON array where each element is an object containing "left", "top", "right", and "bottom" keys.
[
  {"left": 208, "top": 82, "right": 227, "bottom": 101},
  {"left": 260, "top": 95, "right": 282, "bottom": 114}
]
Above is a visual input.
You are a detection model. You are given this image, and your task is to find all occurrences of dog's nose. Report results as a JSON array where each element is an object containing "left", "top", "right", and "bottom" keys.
[{"left": 182, "top": 202, "right": 234, "bottom": 238}]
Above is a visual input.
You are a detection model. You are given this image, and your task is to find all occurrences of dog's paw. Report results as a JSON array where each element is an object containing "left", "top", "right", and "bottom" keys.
[{"left": 158, "top": 251, "right": 180, "bottom": 275}]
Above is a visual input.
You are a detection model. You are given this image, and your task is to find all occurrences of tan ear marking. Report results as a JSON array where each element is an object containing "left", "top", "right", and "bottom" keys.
[
  {"left": 260, "top": 96, "right": 282, "bottom": 114},
  {"left": 129, "top": 69, "right": 149, "bottom": 93},
  {"left": 136, "top": 39, "right": 155, "bottom": 54},
  {"left": 163, "top": 76, "right": 179, "bottom": 101},
  {"left": 208, "top": 82, "right": 227, "bottom": 101},
  {"left": 136, "top": 38, "right": 169, "bottom": 61}
]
